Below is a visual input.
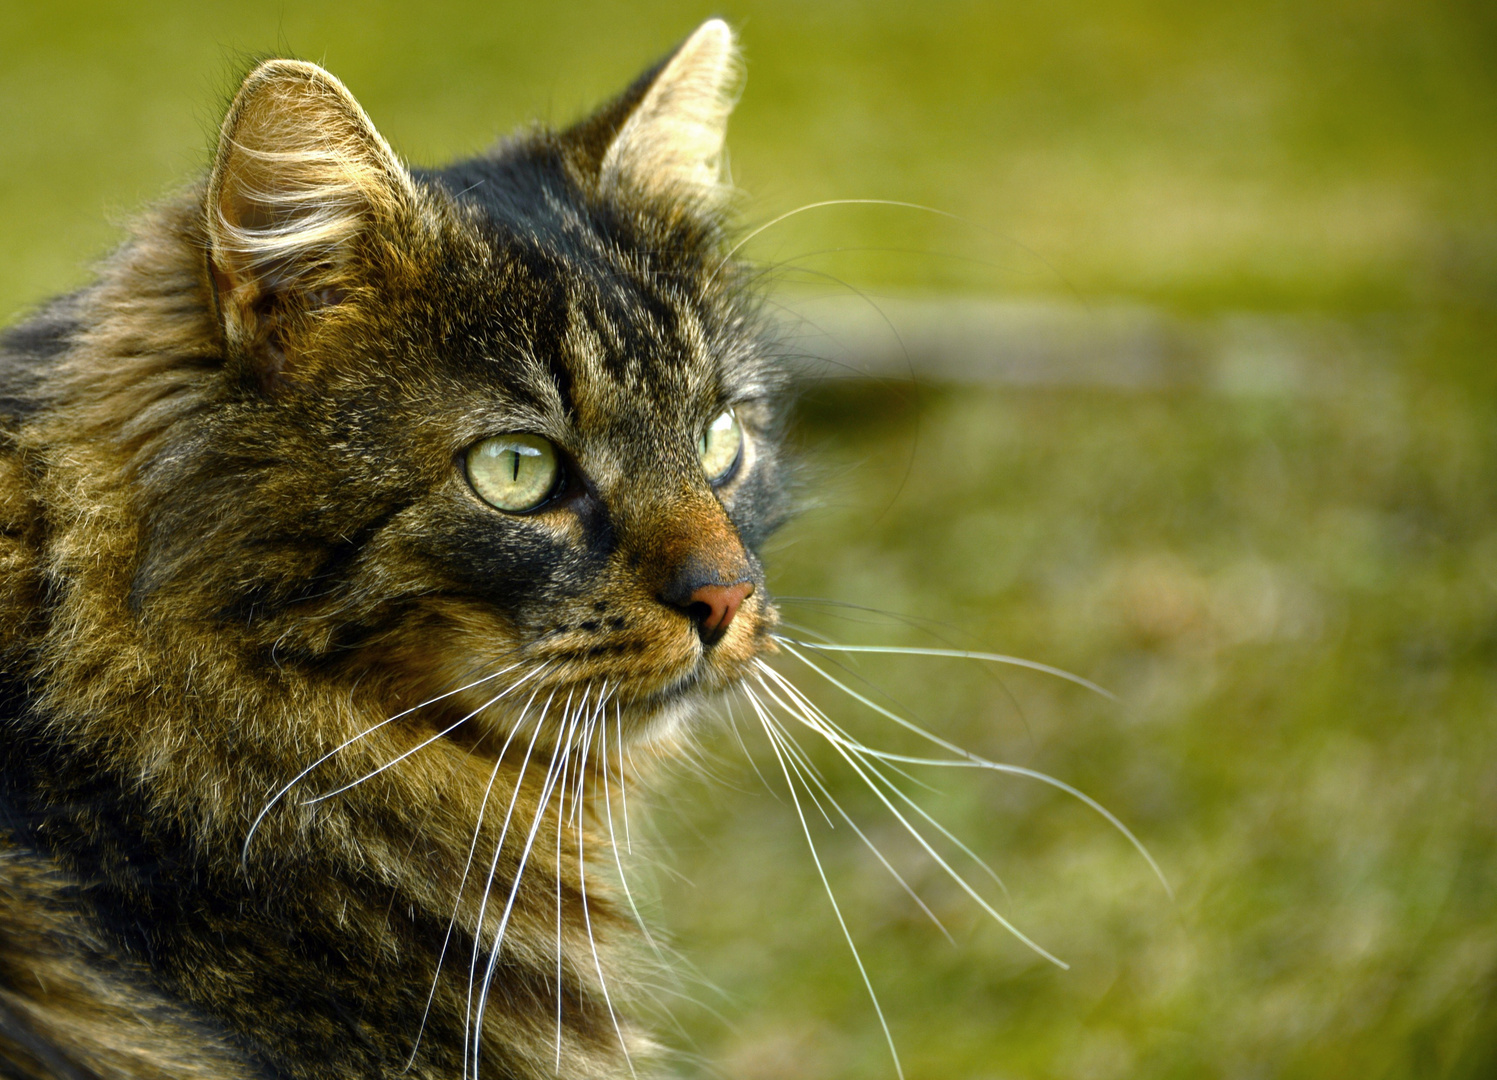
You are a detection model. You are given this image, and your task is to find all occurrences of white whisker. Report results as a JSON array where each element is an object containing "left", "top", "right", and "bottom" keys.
[
  {"left": 305, "top": 663, "right": 549, "bottom": 805},
  {"left": 721, "top": 695, "right": 778, "bottom": 799},
  {"left": 474, "top": 686, "right": 587, "bottom": 1078},
  {"left": 707, "top": 198, "right": 968, "bottom": 290},
  {"left": 405, "top": 680, "right": 548, "bottom": 1072},
  {"left": 748, "top": 700, "right": 837, "bottom": 829},
  {"left": 760, "top": 665, "right": 1065, "bottom": 958},
  {"left": 757, "top": 662, "right": 1008, "bottom": 898},
  {"left": 754, "top": 670, "right": 1065, "bottom": 963},
  {"left": 616, "top": 702, "right": 633, "bottom": 855},
  {"left": 553, "top": 681, "right": 594, "bottom": 1066},
  {"left": 554, "top": 701, "right": 571, "bottom": 1068},
  {"left": 758, "top": 657, "right": 947, "bottom": 795},
  {"left": 570, "top": 684, "right": 606, "bottom": 827},
  {"left": 463, "top": 689, "right": 557, "bottom": 1079},
  {"left": 777, "top": 637, "right": 1117, "bottom": 700},
  {"left": 748, "top": 700, "right": 954, "bottom": 944},
  {"left": 575, "top": 700, "right": 638, "bottom": 1079},
  {"left": 776, "top": 641, "right": 1172, "bottom": 898},
  {"left": 601, "top": 703, "right": 666, "bottom": 962},
  {"left": 740, "top": 685, "right": 906, "bottom": 1080},
  {"left": 413, "top": 763, "right": 500, "bottom": 1074},
  {"left": 242, "top": 661, "right": 526, "bottom": 868}
]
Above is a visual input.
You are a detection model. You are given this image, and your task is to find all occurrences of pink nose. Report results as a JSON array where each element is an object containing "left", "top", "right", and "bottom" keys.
[{"left": 687, "top": 581, "right": 753, "bottom": 644}]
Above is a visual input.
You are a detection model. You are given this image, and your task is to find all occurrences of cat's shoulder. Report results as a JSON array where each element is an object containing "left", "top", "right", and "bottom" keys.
[{"left": 0, "top": 842, "right": 264, "bottom": 1079}]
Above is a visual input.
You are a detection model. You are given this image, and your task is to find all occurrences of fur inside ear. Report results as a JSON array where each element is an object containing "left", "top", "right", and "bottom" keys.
[
  {"left": 600, "top": 19, "right": 741, "bottom": 210},
  {"left": 207, "top": 60, "right": 415, "bottom": 381}
]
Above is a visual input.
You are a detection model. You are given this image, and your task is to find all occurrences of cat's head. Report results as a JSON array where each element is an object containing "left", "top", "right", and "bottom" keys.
[{"left": 125, "top": 20, "right": 787, "bottom": 747}]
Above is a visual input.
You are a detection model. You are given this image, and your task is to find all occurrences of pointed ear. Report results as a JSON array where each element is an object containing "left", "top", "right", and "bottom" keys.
[
  {"left": 596, "top": 19, "right": 741, "bottom": 211},
  {"left": 206, "top": 59, "right": 416, "bottom": 384}
]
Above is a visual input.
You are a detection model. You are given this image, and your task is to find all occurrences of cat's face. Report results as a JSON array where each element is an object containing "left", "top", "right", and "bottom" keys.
[{"left": 132, "top": 25, "right": 785, "bottom": 746}]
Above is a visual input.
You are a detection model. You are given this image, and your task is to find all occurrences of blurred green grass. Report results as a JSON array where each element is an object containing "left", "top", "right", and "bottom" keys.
[{"left": 4, "top": 2, "right": 1496, "bottom": 1077}]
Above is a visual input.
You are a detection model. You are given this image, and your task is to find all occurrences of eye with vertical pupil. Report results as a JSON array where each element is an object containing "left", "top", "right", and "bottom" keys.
[
  {"left": 698, "top": 409, "right": 742, "bottom": 483},
  {"left": 466, "top": 434, "right": 561, "bottom": 512}
]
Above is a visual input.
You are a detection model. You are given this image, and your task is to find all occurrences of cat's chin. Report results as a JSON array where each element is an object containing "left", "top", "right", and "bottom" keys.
[
  {"left": 626, "top": 691, "right": 705, "bottom": 747},
  {"left": 624, "top": 640, "right": 781, "bottom": 746}
]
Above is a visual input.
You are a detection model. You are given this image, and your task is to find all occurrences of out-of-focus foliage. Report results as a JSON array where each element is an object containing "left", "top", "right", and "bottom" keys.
[
  {"left": 4, "top": 2, "right": 1494, "bottom": 1077},
  {"left": 4, "top": 1, "right": 1495, "bottom": 313}
]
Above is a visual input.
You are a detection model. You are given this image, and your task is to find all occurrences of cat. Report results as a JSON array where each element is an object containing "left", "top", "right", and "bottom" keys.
[{"left": 0, "top": 18, "right": 789, "bottom": 1079}]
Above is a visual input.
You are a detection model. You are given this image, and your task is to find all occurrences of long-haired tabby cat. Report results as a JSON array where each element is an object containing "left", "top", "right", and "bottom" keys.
[
  {"left": 0, "top": 18, "right": 1160, "bottom": 1080},
  {"left": 0, "top": 18, "right": 791, "bottom": 1078}
]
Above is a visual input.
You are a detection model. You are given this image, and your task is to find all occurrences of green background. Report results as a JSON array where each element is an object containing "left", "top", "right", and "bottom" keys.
[{"left": 5, "top": 2, "right": 1496, "bottom": 1077}]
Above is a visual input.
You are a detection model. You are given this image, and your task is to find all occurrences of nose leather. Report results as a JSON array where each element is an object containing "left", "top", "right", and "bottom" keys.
[
  {"left": 685, "top": 581, "right": 753, "bottom": 643},
  {"left": 659, "top": 554, "right": 754, "bottom": 646}
]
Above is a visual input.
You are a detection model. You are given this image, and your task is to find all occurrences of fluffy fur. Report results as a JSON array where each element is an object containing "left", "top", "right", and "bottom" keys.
[{"left": 0, "top": 20, "right": 788, "bottom": 1079}]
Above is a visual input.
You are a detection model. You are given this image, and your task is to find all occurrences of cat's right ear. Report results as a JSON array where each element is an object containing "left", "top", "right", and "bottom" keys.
[{"left": 206, "top": 60, "right": 417, "bottom": 388}]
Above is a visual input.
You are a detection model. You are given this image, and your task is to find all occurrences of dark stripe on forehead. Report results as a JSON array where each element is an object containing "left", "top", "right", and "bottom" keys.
[
  {"left": 441, "top": 234, "right": 582, "bottom": 417},
  {"left": 587, "top": 278, "right": 691, "bottom": 388},
  {"left": 419, "top": 147, "right": 729, "bottom": 418},
  {"left": 545, "top": 340, "right": 576, "bottom": 419}
]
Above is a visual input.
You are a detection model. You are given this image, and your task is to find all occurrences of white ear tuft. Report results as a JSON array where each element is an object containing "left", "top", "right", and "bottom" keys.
[
  {"left": 207, "top": 60, "right": 414, "bottom": 331},
  {"left": 600, "top": 19, "right": 741, "bottom": 208}
]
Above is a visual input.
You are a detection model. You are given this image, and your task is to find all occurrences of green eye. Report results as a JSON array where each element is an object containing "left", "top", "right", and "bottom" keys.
[
  {"left": 697, "top": 409, "right": 743, "bottom": 483},
  {"left": 466, "top": 434, "right": 561, "bottom": 512}
]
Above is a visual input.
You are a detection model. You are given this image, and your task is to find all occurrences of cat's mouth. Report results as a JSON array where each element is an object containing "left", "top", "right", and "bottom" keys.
[
  {"left": 400, "top": 592, "right": 778, "bottom": 751},
  {"left": 533, "top": 614, "right": 773, "bottom": 712},
  {"left": 609, "top": 607, "right": 781, "bottom": 729}
]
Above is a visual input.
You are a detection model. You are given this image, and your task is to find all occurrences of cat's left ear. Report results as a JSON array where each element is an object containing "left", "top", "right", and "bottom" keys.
[
  {"left": 206, "top": 59, "right": 418, "bottom": 386},
  {"left": 575, "top": 19, "right": 741, "bottom": 212}
]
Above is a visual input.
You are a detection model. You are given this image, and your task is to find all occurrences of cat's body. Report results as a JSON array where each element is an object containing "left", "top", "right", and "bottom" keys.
[{"left": 0, "top": 22, "right": 784, "bottom": 1078}]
